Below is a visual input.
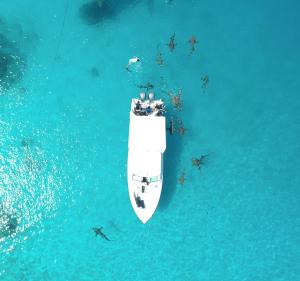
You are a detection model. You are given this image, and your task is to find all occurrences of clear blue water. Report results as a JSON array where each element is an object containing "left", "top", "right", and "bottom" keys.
[{"left": 1, "top": 0, "right": 300, "bottom": 280}]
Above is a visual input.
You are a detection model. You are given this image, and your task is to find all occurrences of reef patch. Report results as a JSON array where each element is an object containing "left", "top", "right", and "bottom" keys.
[
  {"left": 0, "top": 206, "right": 18, "bottom": 239},
  {"left": 0, "top": 18, "right": 26, "bottom": 94}
]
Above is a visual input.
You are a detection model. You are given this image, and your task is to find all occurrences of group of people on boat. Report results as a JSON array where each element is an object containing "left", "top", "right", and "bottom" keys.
[{"left": 133, "top": 94, "right": 165, "bottom": 117}]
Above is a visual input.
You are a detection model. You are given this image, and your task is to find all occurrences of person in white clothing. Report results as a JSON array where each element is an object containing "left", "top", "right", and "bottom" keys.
[{"left": 126, "top": 56, "right": 140, "bottom": 72}]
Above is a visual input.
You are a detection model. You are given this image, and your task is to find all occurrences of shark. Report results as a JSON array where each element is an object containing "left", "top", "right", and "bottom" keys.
[
  {"left": 188, "top": 36, "right": 197, "bottom": 55},
  {"left": 167, "top": 117, "right": 175, "bottom": 135},
  {"left": 92, "top": 227, "right": 111, "bottom": 241},
  {"left": 137, "top": 82, "right": 154, "bottom": 91},
  {"left": 167, "top": 32, "right": 176, "bottom": 52}
]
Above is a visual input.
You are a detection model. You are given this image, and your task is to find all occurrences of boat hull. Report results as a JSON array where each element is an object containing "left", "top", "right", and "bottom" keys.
[{"left": 127, "top": 97, "right": 166, "bottom": 223}]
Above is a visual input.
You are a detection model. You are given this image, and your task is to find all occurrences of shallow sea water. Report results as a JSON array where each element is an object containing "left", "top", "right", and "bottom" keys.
[{"left": 0, "top": 0, "right": 300, "bottom": 280}]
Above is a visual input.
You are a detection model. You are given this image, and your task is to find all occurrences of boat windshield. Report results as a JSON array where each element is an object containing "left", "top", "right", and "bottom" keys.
[
  {"left": 150, "top": 176, "right": 160, "bottom": 182},
  {"left": 132, "top": 174, "right": 143, "bottom": 182},
  {"left": 132, "top": 174, "right": 160, "bottom": 183}
]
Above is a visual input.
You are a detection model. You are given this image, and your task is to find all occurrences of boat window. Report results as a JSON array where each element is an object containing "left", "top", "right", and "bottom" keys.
[
  {"left": 132, "top": 175, "right": 160, "bottom": 183},
  {"left": 132, "top": 174, "right": 143, "bottom": 181},
  {"left": 150, "top": 176, "right": 160, "bottom": 182}
]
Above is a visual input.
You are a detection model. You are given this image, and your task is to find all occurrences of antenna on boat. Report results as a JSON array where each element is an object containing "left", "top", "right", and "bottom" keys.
[
  {"left": 140, "top": 92, "right": 146, "bottom": 101},
  {"left": 148, "top": 92, "right": 155, "bottom": 101}
]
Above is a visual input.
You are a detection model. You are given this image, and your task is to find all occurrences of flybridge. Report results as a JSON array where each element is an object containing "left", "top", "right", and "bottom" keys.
[{"left": 127, "top": 93, "right": 166, "bottom": 224}]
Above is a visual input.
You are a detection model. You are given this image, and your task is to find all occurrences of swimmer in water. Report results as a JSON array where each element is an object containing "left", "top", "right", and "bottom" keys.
[{"left": 126, "top": 56, "right": 140, "bottom": 72}]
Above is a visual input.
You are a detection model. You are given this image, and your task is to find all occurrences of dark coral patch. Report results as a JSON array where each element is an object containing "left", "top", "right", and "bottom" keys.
[
  {"left": 0, "top": 209, "right": 18, "bottom": 239},
  {"left": 0, "top": 32, "right": 26, "bottom": 93},
  {"left": 79, "top": 1, "right": 115, "bottom": 25}
]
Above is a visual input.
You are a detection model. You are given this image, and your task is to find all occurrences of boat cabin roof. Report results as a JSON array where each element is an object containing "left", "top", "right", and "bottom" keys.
[
  {"left": 128, "top": 151, "right": 162, "bottom": 176},
  {"left": 129, "top": 100, "right": 166, "bottom": 152}
]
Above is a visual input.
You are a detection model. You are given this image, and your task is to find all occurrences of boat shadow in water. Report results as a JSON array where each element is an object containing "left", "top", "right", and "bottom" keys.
[
  {"left": 159, "top": 120, "right": 182, "bottom": 209},
  {"left": 79, "top": 0, "right": 138, "bottom": 25}
]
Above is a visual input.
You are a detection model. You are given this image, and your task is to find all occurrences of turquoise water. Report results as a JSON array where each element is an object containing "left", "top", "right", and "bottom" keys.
[{"left": 1, "top": 0, "right": 300, "bottom": 280}]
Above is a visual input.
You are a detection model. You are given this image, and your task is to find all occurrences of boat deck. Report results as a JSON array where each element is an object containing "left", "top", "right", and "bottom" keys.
[{"left": 132, "top": 98, "right": 165, "bottom": 117}]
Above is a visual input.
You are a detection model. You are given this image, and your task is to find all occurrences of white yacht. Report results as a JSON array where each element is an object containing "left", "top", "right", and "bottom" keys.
[{"left": 127, "top": 93, "right": 166, "bottom": 224}]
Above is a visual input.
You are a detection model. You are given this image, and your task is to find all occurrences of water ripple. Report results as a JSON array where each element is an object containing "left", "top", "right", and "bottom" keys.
[{"left": 0, "top": 121, "right": 65, "bottom": 254}]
